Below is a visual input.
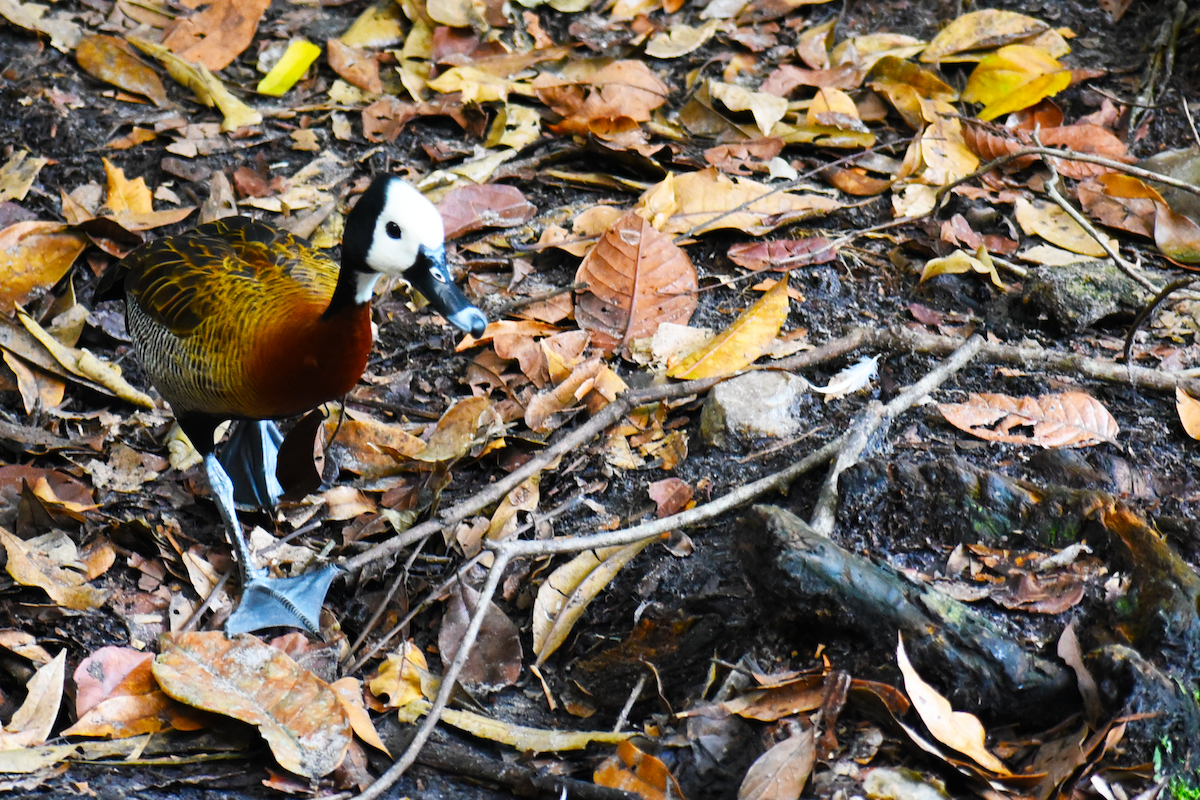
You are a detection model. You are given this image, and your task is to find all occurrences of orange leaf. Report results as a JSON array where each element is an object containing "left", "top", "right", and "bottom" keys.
[
  {"left": 937, "top": 391, "right": 1119, "bottom": 447},
  {"left": 594, "top": 740, "right": 685, "bottom": 800},
  {"left": 152, "top": 632, "right": 351, "bottom": 778},
  {"left": 575, "top": 210, "right": 698, "bottom": 357}
]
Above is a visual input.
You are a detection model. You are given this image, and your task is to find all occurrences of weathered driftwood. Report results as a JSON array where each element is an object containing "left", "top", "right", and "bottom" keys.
[{"left": 749, "top": 504, "right": 1074, "bottom": 723}]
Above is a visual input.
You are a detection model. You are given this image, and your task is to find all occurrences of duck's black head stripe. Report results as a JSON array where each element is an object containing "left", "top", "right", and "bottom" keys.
[{"left": 340, "top": 175, "right": 391, "bottom": 273}]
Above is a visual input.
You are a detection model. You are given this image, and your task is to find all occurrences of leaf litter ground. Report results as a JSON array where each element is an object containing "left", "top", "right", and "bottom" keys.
[{"left": 0, "top": 0, "right": 1198, "bottom": 798}]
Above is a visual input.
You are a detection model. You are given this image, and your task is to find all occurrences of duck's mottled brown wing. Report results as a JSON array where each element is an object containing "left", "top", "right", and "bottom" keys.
[{"left": 120, "top": 217, "right": 331, "bottom": 337}]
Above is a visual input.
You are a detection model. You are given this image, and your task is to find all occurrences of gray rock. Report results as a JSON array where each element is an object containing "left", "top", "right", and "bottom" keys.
[
  {"left": 1021, "top": 260, "right": 1151, "bottom": 332},
  {"left": 700, "top": 371, "right": 808, "bottom": 448}
]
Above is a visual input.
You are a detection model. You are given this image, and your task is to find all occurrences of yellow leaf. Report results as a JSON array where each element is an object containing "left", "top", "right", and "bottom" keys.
[
  {"left": 963, "top": 45, "right": 1069, "bottom": 120},
  {"left": 920, "top": 248, "right": 1005, "bottom": 289},
  {"left": 340, "top": 1, "right": 405, "bottom": 48},
  {"left": 257, "top": 39, "right": 322, "bottom": 96},
  {"left": 0, "top": 528, "right": 107, "bottom": 611},
  {"left": 128, "top": 36, "right": 263, "bottom": 132},
  {"left": 897, "top": 634, "right": 1009, "bottom": 774},
  {"left": 369, "top": 642, "right": 433, "bottom": 709},
  {"left": 401, "top": 698, "right": 634, "bottom": 752},
  {"left": 1014, "top": 197, "right": 1111, "bottom": 257},
  {"left": 922, "top": 9, "right": 1050, "bottom": 63},
  {"left": 668, "top": 277, "right": 789, "bottom": 380},
  {"left": 532, "top": 537, "right": 656, "bottom": 664}
]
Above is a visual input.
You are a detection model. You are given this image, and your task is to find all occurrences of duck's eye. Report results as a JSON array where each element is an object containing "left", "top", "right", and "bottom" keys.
[{"left": 385, "top": 221, "right": 402, "bottom": 240}]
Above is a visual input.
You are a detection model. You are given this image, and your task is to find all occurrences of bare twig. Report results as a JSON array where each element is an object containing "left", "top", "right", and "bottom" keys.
[
  {"left": 1034, "top": 132, "right": 1159, "bottom": 293},
  {"left": 809, "top": 334, "right": 985, "bottom": 534}
]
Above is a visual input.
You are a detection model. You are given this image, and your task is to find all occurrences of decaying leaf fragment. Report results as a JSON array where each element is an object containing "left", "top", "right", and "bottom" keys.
[
  {"left": 152, "top": 632, "right": 351, "bottom": 778},
  {"left": 575, "top": 210, "right": 698, "bottom": 358},
  {"left": 938, "top": 391, "right": 1118, "bottom": 448}
]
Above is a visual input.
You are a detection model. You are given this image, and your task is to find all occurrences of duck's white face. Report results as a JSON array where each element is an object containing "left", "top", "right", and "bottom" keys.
[{"left": 363, "top": 180, "right": 446, "bottom": 277}]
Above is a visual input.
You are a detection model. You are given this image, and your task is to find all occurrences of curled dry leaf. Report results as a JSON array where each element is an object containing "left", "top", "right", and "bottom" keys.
[
  {"left": 896, "top": 634, "right": 1008, "bottom": 775},
  {"left": 575, "top": 210, "right": 698, "bottom": 358},
  {"left": 152, "top": 632, "right": 351, "bottom": 778},
  {"left": 727, "top": 238, "right": 837, "bottom": 272},
  {"left": 738, "top": 725, "right": 815, "bottom": 800},
  {"left": 128, "top": 36, "right": 263, "bottom": 132},
  {"left": 401, "top": 698, "right": 634, "bottom": 751},
  {"left": 668, "top": 276, "right": 789, "bottom": 380},
  {"left": 0, "top": 650, "right": 65, "bottom": 749},
  {"left": 533, "top": 536, "right": 657, "bottom": 665},
  {"left": 937, "top": 391, "right": 1119, "bottom": 448}
]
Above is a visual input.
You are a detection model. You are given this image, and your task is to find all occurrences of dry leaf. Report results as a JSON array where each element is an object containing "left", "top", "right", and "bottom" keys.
[
  {"left": 439, "top": 579, "right": 524, "bottom": 691},
  {"left": 401, "top": 699, "right": 632, "bottom": 751},
  {"left": 0, "top": 222, "right": 87, "bottom": 313},
  {"left": 897, "top": 634, "right": 1008, "bottom": 774},
  {"left": 532, "top": 536, "right": 656, "bottom": 664},
  {"left": 575, "top": 210, "right": 699, "bottom": 357},
  {"left": 668, "top": 277, "right": 789, "bottom": 380},
  {"left": 128, "top": 36, "right": 263, "bottom": 132},
  {"left": 594, "top": 740, "right": 686, "bottom": 800},
  {"left": 438, "top": 183, "right": 537, "bottom": 240},
  {"left": 75, "top": 35, "right": 168, "bottom": 107},
  {"left": 0, "top": 527, "right": 108, "bottom": 611},
  {"left": 66, "top": 653, "right": 208, "bottom": 738},
  {"left": 1176, "top": 388, "right": 1200, "bottom": 439},
  {"left": 937, "top": 391, "right": 1119, "bottom": 447},
  {"left": 738, "top": 726, "right": 815, "bottom": 800},
  {"left": 0, "top": 150, "right": 48, "bottom": 202},
  {"left": 0, "top": 650, "right": 65, "bottom": 749},
  {"left": 921, "top": 9, "right": 1049, "bottom": 63},
  {"left": 641, "top": 168, "right": 841, "bottom": 236},
  {"left": 1014, "top": 197, "right": 1112, "bottom": 257},
  {"left": 161, "top": 0, "right": 271, "bottom": 72},
  {"left": 152, "top": 632, "right": 351, "bottom": 778}
]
